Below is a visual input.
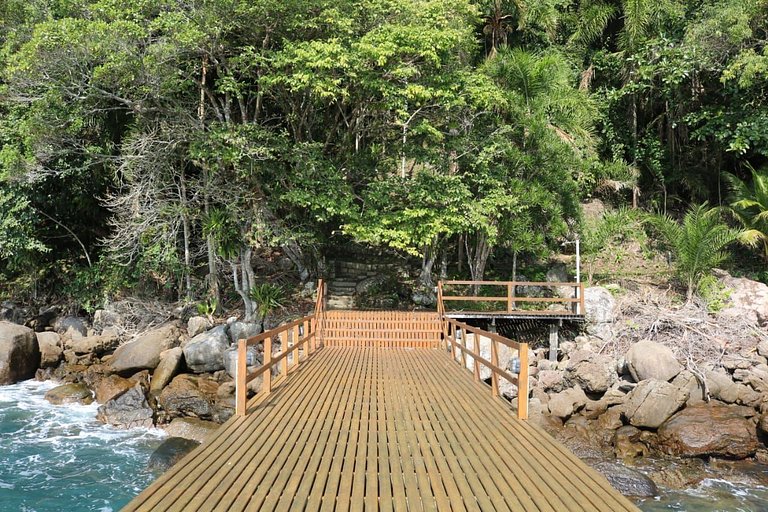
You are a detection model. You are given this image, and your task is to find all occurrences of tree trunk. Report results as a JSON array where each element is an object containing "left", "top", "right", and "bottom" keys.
[
  {"left": 419, "top": 242, "right": 438, "bottom": 288},
  {"left": 466, "top": 232, "right": 492, "bottom": 295},
  {"left": 180, "top": 169, "right": 192, "bottom": 301}
]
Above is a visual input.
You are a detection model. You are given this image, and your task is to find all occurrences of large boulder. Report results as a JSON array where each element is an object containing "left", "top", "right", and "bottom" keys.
[
  {"left": 36, "top": 332, "right": 63, "bottom": 368},
  {"left": 584, "top": 287, "right": 615, "bottom": 324},
  {"left": 625, "top": 340, "right": 682, "bottom": 382},
  {"left": 657, "top": 403, "right": 758, "bottom": 459},
  {"left": 546, "top": 263, "right": 575, "bottom": 299},
  {"left": 0, "top": 321, "right": 39, "bottom": 384},
  {"left": 95, "top": 374, "right": 134, "bottom": 404},
  {"left": 547, "top": 386, "right": 588, "bottom": 419},
  {"left": 565, "top": 350, "right": 617, "bottom": 394},
  {"left": 164, "top": 417, "right": 220, "bottom": 443},
  {"left": 69, "top": 334, "right": 120, "bottom": 356},
  {"left": 715, "top": 270, "right": 768, "bottom": 325},
  {"left": 96, "top": 383, "right": 154, "bottom": 429},
  {"left": 591, "top": 462, "right": 658, "bottom": 498},
  {"left": 44, "top": 383, "right": 93, "bottom": 405},
  {"left": 706, "top": 369, "right": 740, "bottom": 403},
  {"left": 92, "top": 309, "right": 122, "bottom": 334},
  {"left": 222, "top": 345, "right": 261, "bottom": 379},
  {"left": 462, "top": 333, "right": 520, "bottom": 381},
  {"left": 157, "top": 374, "right": 217, "bottom": 420},
  {"left": 182, "top": 325, "right": 230, "bottom": 373},
  {"left": 228, "top": 322, "right": 262, "bottom": 344},
  {"left": 54, "top": 316, "right": 87, "bottom": 339},
  {"left": 150, "top": 347, "right": 184, "bottom": 395},
  {"left": 111, "top": 323, "right": 181, "bottom": 373},
  {"left": 147, "top": 437, "right": 200, "bottom": 472},
  {"left": 623, "top": 379, "right": 688, "bottom": 429}
]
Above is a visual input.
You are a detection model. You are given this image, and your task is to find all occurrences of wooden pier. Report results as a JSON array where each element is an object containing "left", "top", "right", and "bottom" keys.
[{"left": 123, "top": 281, "right": 637, "bottom": 512}]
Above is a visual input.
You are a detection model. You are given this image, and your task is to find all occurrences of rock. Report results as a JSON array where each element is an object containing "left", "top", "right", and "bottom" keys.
[
  {"left": 706, "top": 369, "right": 740, "bottom": 403},
  {"left": 164, "top": 417, "right": 220, "bottom": 443},
  {"left": 672, "top": 370, "right": 705, "bottom": 404},
  {"left": 147, "top": 437, "right": 200, "bottom": 472},
  {"left": 0, "top": 301, "right": 27, "bottom": 325},
  {"left": 222, "top": 345, "right": 261, "bottom": 379},
  {"left": 715, "top": 270, "right": 768, "bottom": 325},
  {"left": 623, "top": 379, "right": 688, "bottom": 429},
  {"left": 596, "top": 407, "right": 624, "bottom": 430},
  {"left": 0, "top": 321, "right": 39, "bottom": 384},
  {"left": 625, "top": 340, "right": 682, "bottom": 382},
  {"left": 584, "top": 287, "right": 615, "bottom": 324},
  {"left": 96, "top": 383, "right": 154, "bottom": 429},
  {"left": 111, "top": 323, "right": 181, "bottom": 373},
  {"left": 546, "top": 263, "right": 574, "bottom": 298},
  {"left": 69, "top": 334, "right": 120, "bottom": 356},
  {"left": 95, "top": 374, "right": 134, "bottom": 404},
  {"left": 54, "top": 316, "right": 87, "bottom": 339},
  {"left": 36, "top": 332, "right": 63, "bottom": 368},
  {"left": 746, "top": 364, "right": 768, "bottom": 393},
  {"left": 613, "top": 425, "right": 647, "bottom": 459},
  {"left": 565, "top": 350, "right": 616, "bottom": 394},
  {"left": 737, "top": 385, "right": 762, "bottom": 407},
  {"left": 658, "top": 403, "right": 759, "bottom": 459},
  {"left": 44, "top": 383, "right": 93, "bottom": 405},
  {"left": 29, "top": 306, "right": 59, "bottom": 332},
  {"left": 187, "top": 316, "right": 211, "bottom": 338},
  {"left": 157, "top": 374, "right": 216, "bottom": 420},
  {"left": 150, "top": 347, "right": 184, "bottom": 395},
  {"left": 228, "top": 322, "right": 262, "bottom": 344},
  {"left": 538, "top": 370, "right": 564, "bottom": 393},
  {"left": 591, "top": 462, "right": 658, "bottom": 498},
  {"left": 183, "top": 325, "right": 230, "bottom": 373},
  {"left": 547, "top": 386, "right": 587, "bottom": 420},
  {"left": 758, "top": 340, "right": 768, "bottom": 359}
]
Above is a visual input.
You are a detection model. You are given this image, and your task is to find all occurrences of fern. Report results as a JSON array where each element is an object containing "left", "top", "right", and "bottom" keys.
[
  {"left": 650, "top": 204, "right": 741, "bottom": 301},
  {"left": 248, "top": 283, "right": 285, "bottom": 319}
]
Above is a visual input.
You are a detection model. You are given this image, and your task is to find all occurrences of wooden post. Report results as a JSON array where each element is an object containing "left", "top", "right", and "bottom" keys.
[
  {"left": 263, "top": 337, "right": 272, "bottom": 395},
  {"left": 235, "top": 339, "right": 247, "bottom": 416},
  {"left": 472, "top": 334, "right": 481, "bottom": 382},
  {"left": 518, "top": 342, "right": 529, "bottom": 420},
  {"left": 303, "top": 320, "right": 310, "bottom": 354},
  {"left": 279, "top": 331, "right": 288, "bottom": 376},
  {"left": 507, "top": 283, "right": 513, "bottom": 312},
  {"left": 460, "top": 331, "right": 468, "bottom": 371},
  {"left": 491, "top": 339, "right": 499, "bottom": 397},
  {"left": 579, "top": 283, "right": 585, "bottom": 316},
  {"left": 292, "top": 324, "right": 300, "bottom": 367}
]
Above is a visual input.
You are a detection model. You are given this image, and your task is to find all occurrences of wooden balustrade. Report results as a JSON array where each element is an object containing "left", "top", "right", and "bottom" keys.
[
  {"left": 443, "top": 317, "right": 530, "bottom": 420},
  {"left": 439, "top": 280, "right": 585, "bottom": 316},
  {"left": 235, "top": 279, "right": 326, "bottom": 416}
]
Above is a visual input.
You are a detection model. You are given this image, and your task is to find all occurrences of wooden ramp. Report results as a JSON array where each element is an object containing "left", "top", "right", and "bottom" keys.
[{"left": 123, "top": 347, "right": 638, "bottom": 512}]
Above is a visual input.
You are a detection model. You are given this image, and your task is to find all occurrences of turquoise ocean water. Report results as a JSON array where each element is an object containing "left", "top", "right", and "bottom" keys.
[
  {"left": 0, "top": 380, "right": 165, "bottom": 512},
  {"left": 2, "top": 379, "right": 768, "bottom": 511}
]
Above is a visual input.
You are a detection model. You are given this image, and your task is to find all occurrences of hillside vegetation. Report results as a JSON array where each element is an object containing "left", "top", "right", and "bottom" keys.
[{"left": 1, "top": 0, "right": 767, "bottom": 313}]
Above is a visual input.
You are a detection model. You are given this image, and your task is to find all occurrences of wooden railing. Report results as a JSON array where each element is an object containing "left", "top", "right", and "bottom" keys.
[
  {"left": 438, "top": 280, "right": 585, "bottom": 315},
  {"left": 442, "top": 318, "right": 530, "bottom": 420},
  {"left": 235, "top": 279, "right": 326, "bottom": 416},
  {"left": 323, "top": 310, "right": 441, "bottom": 348}
]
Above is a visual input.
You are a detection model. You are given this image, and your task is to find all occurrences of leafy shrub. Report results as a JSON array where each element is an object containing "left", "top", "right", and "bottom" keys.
[{"left": 249, "top": 283, "right": 285, "bottom": 319}]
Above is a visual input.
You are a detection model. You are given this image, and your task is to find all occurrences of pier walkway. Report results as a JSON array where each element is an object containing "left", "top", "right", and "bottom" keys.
[{"left": 123, "top": 281, "right": 637, "bottom": 512}]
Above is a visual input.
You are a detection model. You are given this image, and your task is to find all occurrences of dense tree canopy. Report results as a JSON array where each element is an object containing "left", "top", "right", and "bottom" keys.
[{"left": 0, "top": 0, "right": 766, "bottom": 310}]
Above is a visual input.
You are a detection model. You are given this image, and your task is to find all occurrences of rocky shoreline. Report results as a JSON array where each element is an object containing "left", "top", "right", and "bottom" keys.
[{"left": 2, "top": 272, "right": 768, "bottom": 498}]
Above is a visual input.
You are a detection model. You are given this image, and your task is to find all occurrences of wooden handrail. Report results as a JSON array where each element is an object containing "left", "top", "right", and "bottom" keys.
[
  {"left": 236, "top": 279, "right": 326, "bottom": 416},
  {"left": 442, "top": 318, "right": 529, "bottom": 420},
  {"left": 439, "top": 280, "right": 585, "bottom": 315}
]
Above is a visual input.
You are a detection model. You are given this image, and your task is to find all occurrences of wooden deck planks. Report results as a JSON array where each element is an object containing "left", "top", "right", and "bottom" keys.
[{"left": 123, "top": 347, "right": 639, "bottom": 512}]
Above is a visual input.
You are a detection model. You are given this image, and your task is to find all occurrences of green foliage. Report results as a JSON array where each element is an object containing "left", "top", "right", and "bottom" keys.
[
  {"left": 197, "top": 298, "right": 219, "bottom": 318},
  {"left": 649, "top": 204, "right": 741, "bottom": 300},
  {"left": 248, "top": 283, "right": 285, "bottom": 319},
  {"left": 724, "top": 165, "right": 768, "bottom": 261},
  {"left": 581, "top": 207, "right": 646, "bottom": 281},
  {"left": 697, "top": 274, "right": 731, "bottom": 313}
]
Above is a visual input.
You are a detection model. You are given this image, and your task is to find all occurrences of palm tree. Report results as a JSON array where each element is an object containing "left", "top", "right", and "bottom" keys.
[
  {"left": 724, "top": 165, "right": 768, "bottom": 262},
  {"left": 651, "top": 204, "right": 741, "bottom": 301}
]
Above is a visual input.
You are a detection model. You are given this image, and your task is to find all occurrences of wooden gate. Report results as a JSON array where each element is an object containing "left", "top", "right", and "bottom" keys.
[{"left": 322, "top": 310, "right": 442, "bottom": 348}]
